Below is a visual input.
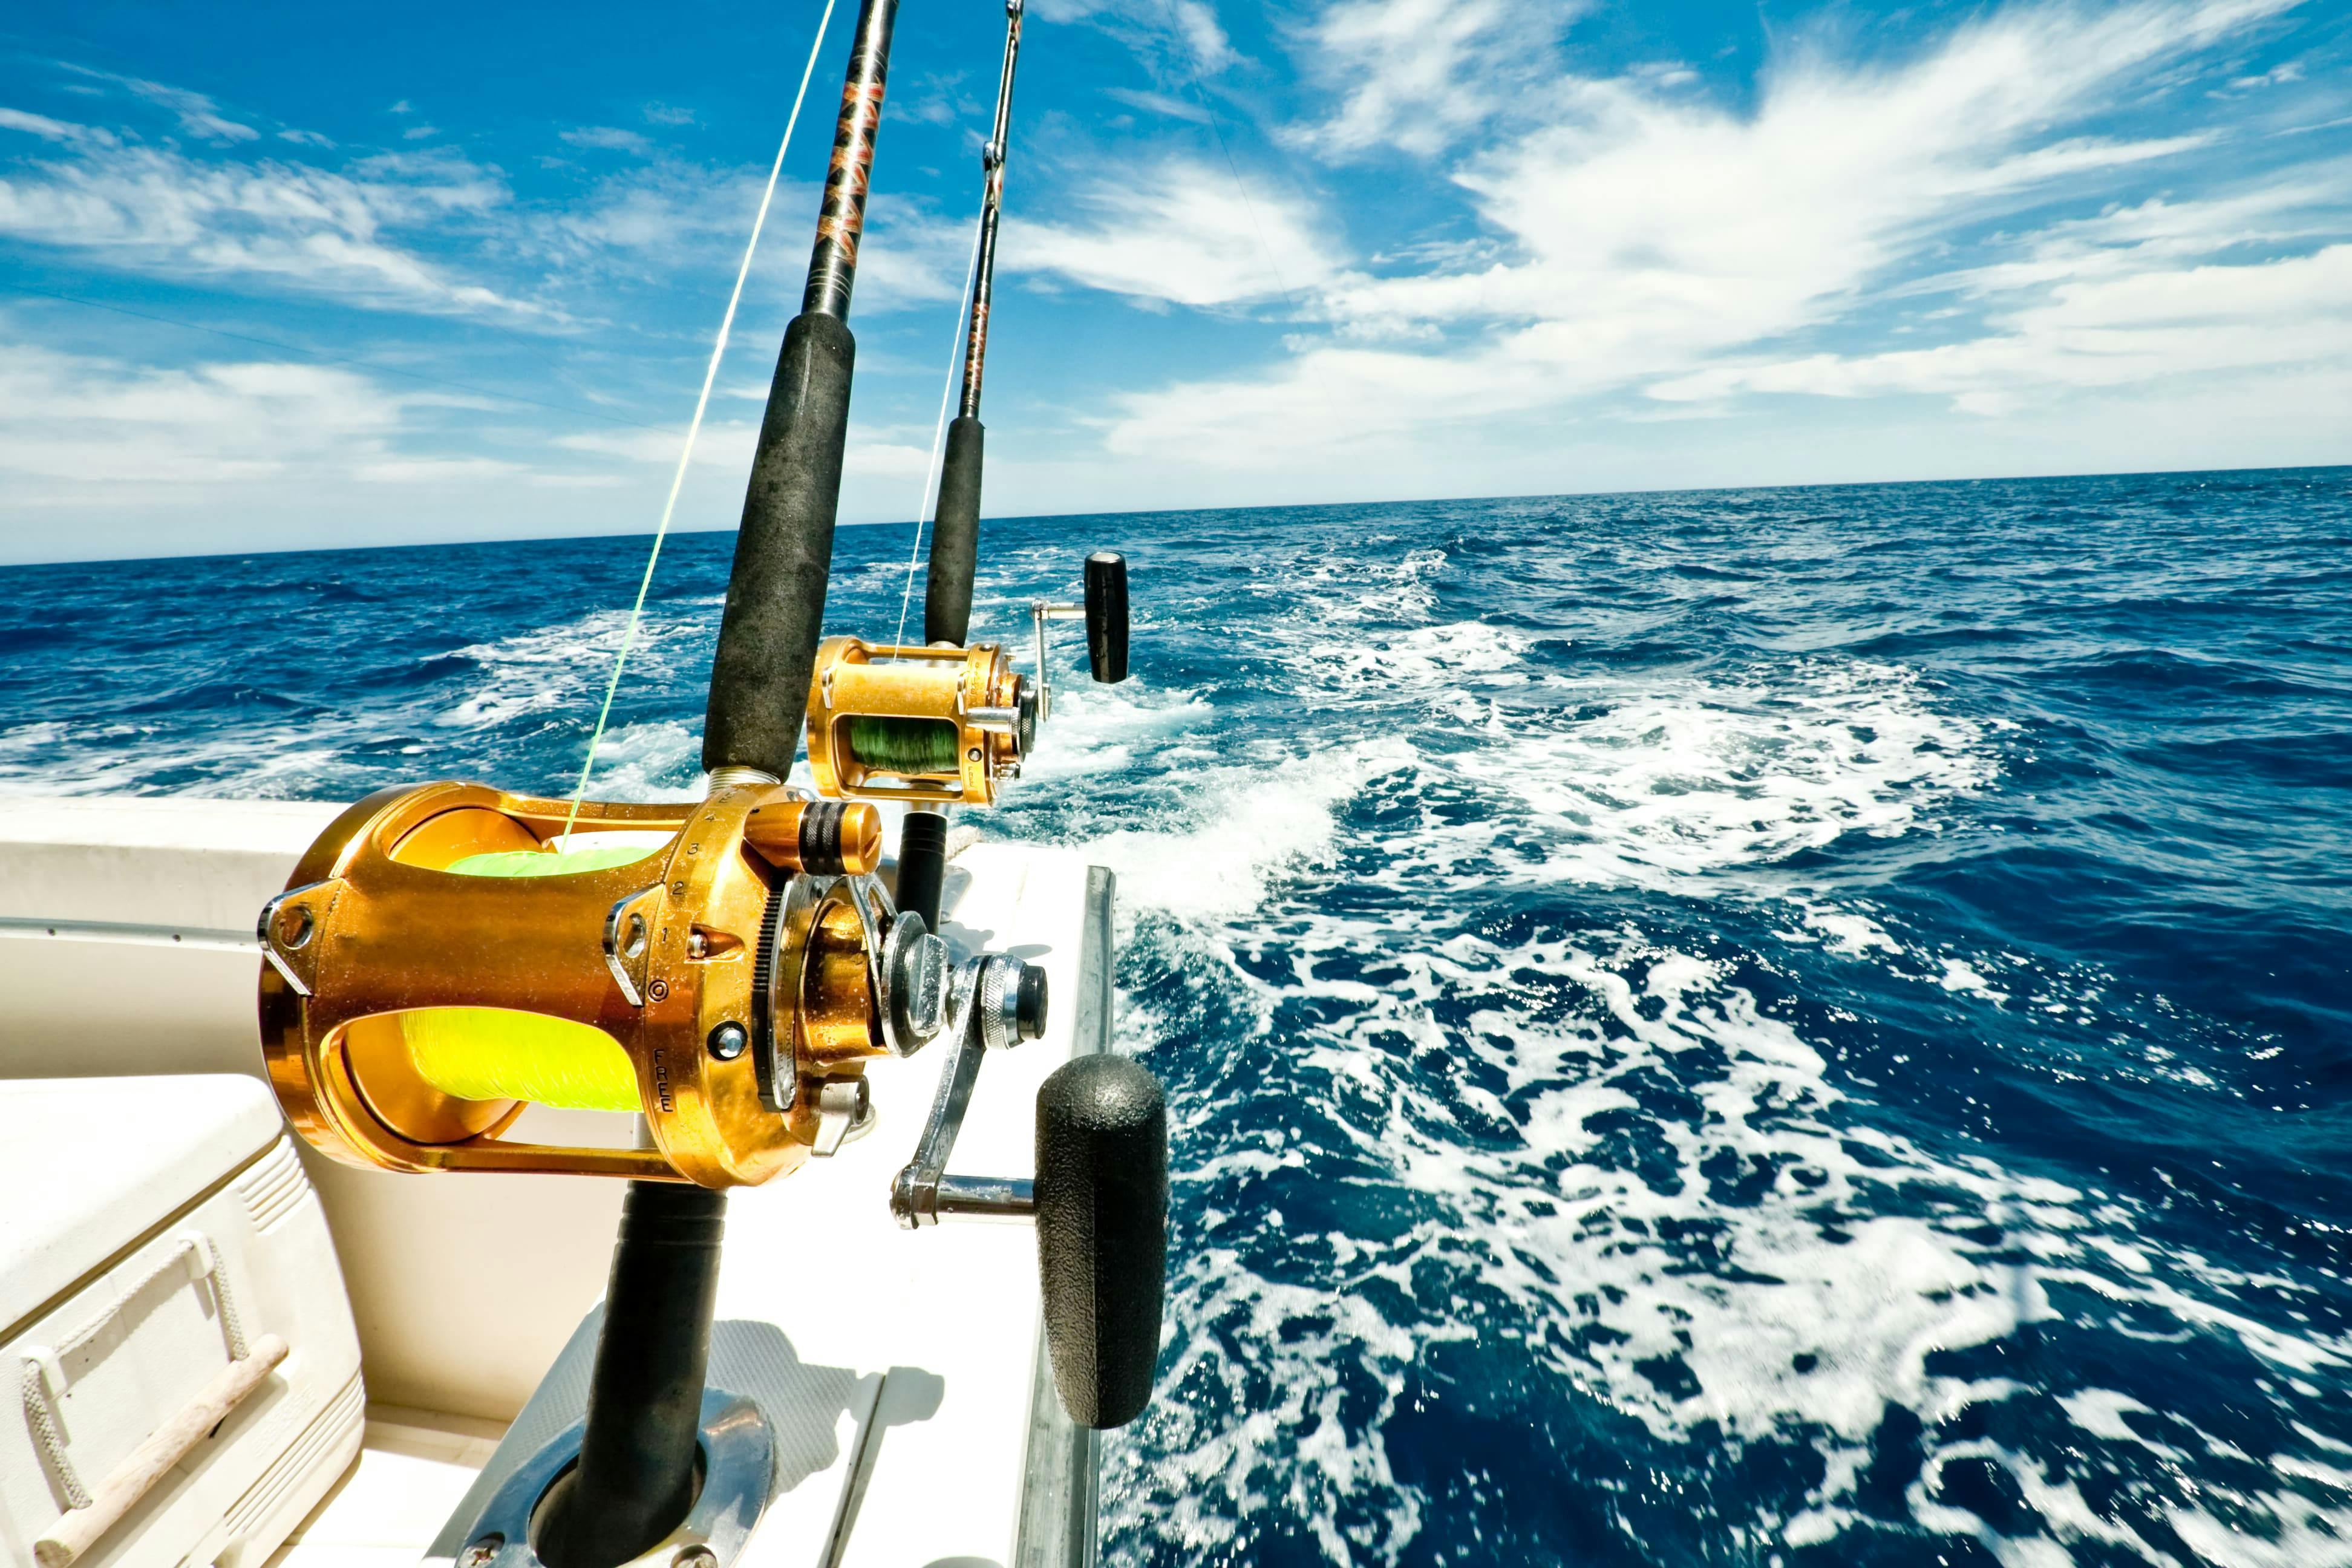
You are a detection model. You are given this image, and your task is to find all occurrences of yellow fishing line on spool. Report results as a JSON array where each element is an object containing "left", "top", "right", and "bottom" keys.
[
  {"left": 396, "top": 838, "right": 665, "bottom": 1112},
  {"left": 402, "top": 1007, "right": 639, "bottom": 1111}
]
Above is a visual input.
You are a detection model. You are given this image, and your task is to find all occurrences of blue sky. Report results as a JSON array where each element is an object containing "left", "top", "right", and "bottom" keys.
[{"left": 1, "top": 0, "right": 2347, "bottom": 561}]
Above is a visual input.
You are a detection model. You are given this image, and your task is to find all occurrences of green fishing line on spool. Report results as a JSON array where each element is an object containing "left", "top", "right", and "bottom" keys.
[
  {"left": 847, "top": 715, "right": 961, "bottom": 776},
  {"left": 397, "top": 837, "right": 665, "bottom": 1113}
]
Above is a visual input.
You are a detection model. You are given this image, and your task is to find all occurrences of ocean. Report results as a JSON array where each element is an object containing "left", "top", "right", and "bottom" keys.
[{"left": 5, "top": 467, "right": 2350, "bottom": 1566}]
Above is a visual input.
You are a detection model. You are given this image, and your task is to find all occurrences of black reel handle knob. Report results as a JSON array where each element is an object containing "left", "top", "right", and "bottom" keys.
[
  {"left": 1084, "top": 552, "right": 1129, "bottom": 684},
  {"left": 1034, "top": 1054, "right": 1166, "bottom": 1428}
]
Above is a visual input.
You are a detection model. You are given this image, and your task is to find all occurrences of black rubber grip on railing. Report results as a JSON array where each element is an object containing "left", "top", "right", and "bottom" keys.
[
  {"left": 1035, "top": 1054, "right": 1166, "bottom": 1428},
  {"left": 1083, "top": 552, "right": 1129, "bottom": 684}
]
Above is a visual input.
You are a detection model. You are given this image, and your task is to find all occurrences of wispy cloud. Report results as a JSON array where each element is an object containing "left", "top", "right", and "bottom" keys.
[
  {"left": 561, "top": 125, "right": 653, "bottom": 155},
  {"left": 1292, "top": 0, "right": 1583, "bottom": 158},
  {"left": 61, "top": 65, "right": 260, "bottom": 143},
  {"left": 1031, "top": 0, "right": 1238, "bottom": 80},
  {"left": 540, "top": 154, "right": 968, "bottom": 312},
  {"left": 1652, "top": 185, "right": 2352, "bottom": 413},
  {"left": 1102, "top": 86, "right": 1210, "bottom": 124},
  {"left": 1092, "top": 0, "right": 2332, "bottom": 472},
  {"left": 0, "top": 336, "right": 410, "bottom": 494},
  {"left": 0, "top": 125, "right": 537, "bottom": 318},
  {"left": 0, "top": 106, "right": 118, "bottom": 147},
  {"left": 1005, "top": 157, "right": 1341, "bottom": 307}
]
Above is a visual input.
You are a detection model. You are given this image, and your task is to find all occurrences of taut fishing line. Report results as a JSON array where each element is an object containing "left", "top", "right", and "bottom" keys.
[{"left": 558, "top": 0, "right": 840, "bottom": 846}]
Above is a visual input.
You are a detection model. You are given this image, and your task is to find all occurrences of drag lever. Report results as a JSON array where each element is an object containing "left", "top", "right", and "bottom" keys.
[{"left": 891, "top": 953, "right": 1049, "bottom": 1226}]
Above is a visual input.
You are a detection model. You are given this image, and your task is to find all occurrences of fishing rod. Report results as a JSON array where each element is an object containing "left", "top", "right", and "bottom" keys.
[
  {"left": 252, "top": 5, "right": 1167, "bottom": 1563},
  {"left": 924, "top": 0, "right": 1024, "bottom": 650},
  {"left": 894, "top": 0, "right": 1027, "bottom": 951},
  {"left": 897, "top": 0, "right": 1125, "bottom": 944}
]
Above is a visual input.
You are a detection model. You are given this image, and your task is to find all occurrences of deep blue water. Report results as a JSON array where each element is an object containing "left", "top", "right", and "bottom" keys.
[{"left": 7, "top": 468, "right": 2352, "bottom": 1566}]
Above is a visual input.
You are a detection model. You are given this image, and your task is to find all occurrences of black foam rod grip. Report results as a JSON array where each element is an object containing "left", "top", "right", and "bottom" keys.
[
  {"left": 703, "top": 312, "right": 857, "bottom": 777},
  {"left": 1035, "top": 1055, "right": 1166, "bottom": 1428},
  {"left": 924, "top": 416, "right": 984, "bottom": 647},
  {"left": 1084, "top": 552, "right": 1129, "bottom": 684}
]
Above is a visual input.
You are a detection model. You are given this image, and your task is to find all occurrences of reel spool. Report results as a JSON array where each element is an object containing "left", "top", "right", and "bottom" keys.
[
  {"left": 805, "top": 637, "right": 1034, "bottom": 805},
  {"left": 256, "top": 779, "right": 949, "bottom": 1187}
]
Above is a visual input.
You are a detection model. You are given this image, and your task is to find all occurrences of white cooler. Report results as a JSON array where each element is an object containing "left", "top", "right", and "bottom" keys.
[{"left": 0, "top": 1076, "right": 363, "bottom": 1568}]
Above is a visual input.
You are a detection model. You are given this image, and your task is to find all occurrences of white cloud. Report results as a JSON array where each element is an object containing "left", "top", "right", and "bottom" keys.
[
  {"left": 0, "top": 332, "right": 747, "bottom": 558},
  {"left": 62, "top": 66, "right": 260, "bottom": 143},
  {"left": 562, "top": 125, "right": 653, "bottom": 155},
  {"left": 1101, "top": 86, "right": 1210, "bottom": 123},
  {"left": 543, "top": 156, "right": 965, "bottom": 312},
  {"left": 1653, "top": 238, "right": 2352, "bottom": 410},
  {"left": 556, "top": 420, "right": 756, "bottom": 469},
  {"left": 1295, "top": 0, "right": 1581, "bottom": 158},
  {"left": 0, "top": 126, "right": 537, "bottom": 318},
  {"left": 0, "top": 106, "right": 118, "bottom": 146},
  {"left": 1028, "top": 0, "right": 1236, "bottom": 76},
  {"left": 1004, "top": 158, "right": 1342, "bottom": 307},
  {"left": 1165, "top": 0, "right": 1236, "bottom": 73},
  {"left": 555, "top": 416, "right": 942, "bottom": 493},
  {"left": 0, "top": 338, "right": 411, "bottom": 494},
  {"left": 1088, "top": 0, "right": 2335, "bottom": 474}
]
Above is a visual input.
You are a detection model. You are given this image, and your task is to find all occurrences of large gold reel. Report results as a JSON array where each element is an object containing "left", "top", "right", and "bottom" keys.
[{"left": 256, "top": 779, "right": 932, "bottom": 1187}]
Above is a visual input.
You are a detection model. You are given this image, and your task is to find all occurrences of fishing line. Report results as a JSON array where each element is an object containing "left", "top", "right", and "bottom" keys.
[
  {"left": 889, "top": 209, "right": 988, "bottom": 655},
  {"left": 557, "top": 0, "right": 840, "bottom": 845}
]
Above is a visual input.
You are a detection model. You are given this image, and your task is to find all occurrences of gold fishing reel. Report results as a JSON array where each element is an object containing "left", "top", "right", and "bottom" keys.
[
  {"left": 256, "top": 779, "right": 950, "bottom": 1187},
  {"left": 805, "top": 636, "right": 1034, "bottom": 805},
  {"left": 802, "top": 554, "right": 1129, "bottom": 808}
]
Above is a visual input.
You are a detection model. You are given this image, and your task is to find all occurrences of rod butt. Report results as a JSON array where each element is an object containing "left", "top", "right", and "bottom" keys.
[{"left": 539, "top": 1181, "right": 728, "bottom": 1568}]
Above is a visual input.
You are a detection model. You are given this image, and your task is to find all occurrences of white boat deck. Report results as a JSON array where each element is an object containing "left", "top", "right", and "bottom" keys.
[{"left": 272, "top": 1409, "right": 506, "bottom": 1567}]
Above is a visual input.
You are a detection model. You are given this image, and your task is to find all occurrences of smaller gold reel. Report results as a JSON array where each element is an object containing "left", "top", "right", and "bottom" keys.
[
  {"left": 805, "top": 636, "right": 1034, "bottom": 805},
  {"left": 257, "top": 779, "right": 924, "bottom": 1187}
]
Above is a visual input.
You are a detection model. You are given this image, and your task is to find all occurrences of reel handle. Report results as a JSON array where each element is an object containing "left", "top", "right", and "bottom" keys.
[
  {"left": 1034, "top": 1055, "right": 1166, "bottom": 1429},
  {"left": 1083, "top": 552, "right": 1129, "bottom": 684}
]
